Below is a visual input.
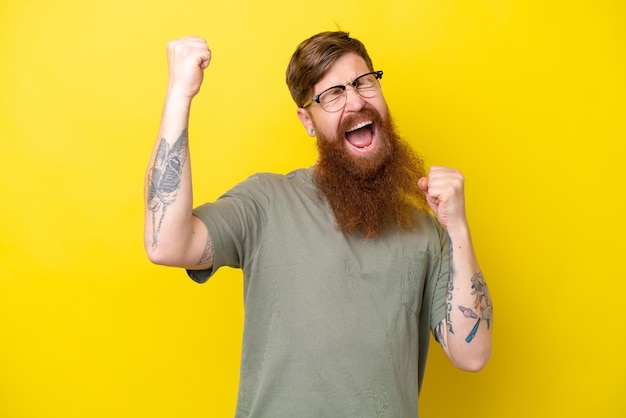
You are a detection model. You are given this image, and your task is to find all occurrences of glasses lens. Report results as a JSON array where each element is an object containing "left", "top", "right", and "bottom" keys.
[
  {"left": 319, "top": 87, "right": 346, "bottom": 112},
  {"left": 355, "top": 73, "right": 380, "bottom": 98}
]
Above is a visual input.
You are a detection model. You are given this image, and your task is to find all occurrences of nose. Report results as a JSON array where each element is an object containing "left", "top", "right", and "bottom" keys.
[{"left": 343, "top": 86, "right": 365, "bottom": 112}]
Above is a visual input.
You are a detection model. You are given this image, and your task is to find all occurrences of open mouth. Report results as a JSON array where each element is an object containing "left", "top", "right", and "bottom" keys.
[{"left": 345, "top": 120, "right": 376, "bottom": 151}]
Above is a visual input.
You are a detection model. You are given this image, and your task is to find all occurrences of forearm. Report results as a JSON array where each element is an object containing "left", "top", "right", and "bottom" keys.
[
  {"left": 438, "top": 223, "right": 493, "bottom": 371},
  {"left": 144, "top": 95, "right": 195, "bottom": 264}
]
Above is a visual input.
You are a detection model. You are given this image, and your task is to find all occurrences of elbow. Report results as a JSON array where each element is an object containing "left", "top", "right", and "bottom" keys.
[
  {"left": 456, "top": 354, "right": 490, "bottom": 373},
  {"left": 144, "top": 236, "right": 181, "bottom": 267},
  {"left": 146, "top": 248, "right": 167, "bottom": 266},
  {"left": 449, "top": 344, "right": 491, "bottom": 373},
  {"left": 145, "top": 244, "right": 167, "bottom": 266}
]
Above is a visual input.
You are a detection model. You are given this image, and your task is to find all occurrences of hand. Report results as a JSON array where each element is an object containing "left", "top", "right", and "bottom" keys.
[
  {"left": 166, "top": 36, "right": 212, "bottom": 100},
  {"left": 418, "top": 166, "right": 467, "bottom": 230}
]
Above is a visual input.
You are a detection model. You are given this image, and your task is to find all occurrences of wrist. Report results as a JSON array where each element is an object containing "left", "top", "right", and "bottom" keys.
[
  {"left": 160, "top": 93, "right": 193, "bottom": 124},
  {"left": 164, "top": 90, "right": 194, "bottom": 107},
  {"left": 445, "top": 221, "right": 473, "bottom": 249}
]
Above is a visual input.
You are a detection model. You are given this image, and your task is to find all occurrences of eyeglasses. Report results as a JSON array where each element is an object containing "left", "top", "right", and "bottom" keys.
[{"left": 303, "top": 70, "right": 383, "bottom": 112}]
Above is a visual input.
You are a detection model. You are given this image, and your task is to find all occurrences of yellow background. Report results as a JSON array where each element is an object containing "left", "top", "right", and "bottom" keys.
[{"left": 1, "top": 0, "right": 624, "bottom": 417}]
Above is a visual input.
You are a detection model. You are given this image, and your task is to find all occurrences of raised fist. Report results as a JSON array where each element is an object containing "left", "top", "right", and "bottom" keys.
[
  {"left": 418, "top": 166, "right": 467, "bottom": 230},
  {"left": 165, "top": 36, "right": 211, "bottom": 100}
]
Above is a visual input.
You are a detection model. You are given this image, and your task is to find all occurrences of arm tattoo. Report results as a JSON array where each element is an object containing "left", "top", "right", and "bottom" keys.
[
  {"left": 147, "top": 129, "right": 188, "bottom": 248},
  {"left": 438, "top": 270, "right": 455, "bottom": 347},
  {"left": 458, "top": 306, "right": 478, "bottom": 319},
  {"left": 196, "top": 234, "right": 214, "bottom": 266},
  {"left": 447, "top": 232, "right": 455, "bottom": 277},
  {"left": 463, "top": 272, "right": 493, "bottom": 343},
  {"left": 435, "top": 320, "right": 446, "bottom": 347},
  {"left": 444, "top": 231, "right": 455, "bottom": 335},
  {"left": 445, "top": 275, "right": 455, "bottom": 335}
]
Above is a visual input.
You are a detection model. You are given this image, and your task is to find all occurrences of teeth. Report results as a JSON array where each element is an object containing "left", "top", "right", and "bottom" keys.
[{"left": 347, "top": 120, "right": 373, "bottom": 133}]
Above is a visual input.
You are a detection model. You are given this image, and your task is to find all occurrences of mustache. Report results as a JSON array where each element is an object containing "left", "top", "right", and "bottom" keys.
[{"left": 337, "top": 108, "right": 382, "bottom": 135}]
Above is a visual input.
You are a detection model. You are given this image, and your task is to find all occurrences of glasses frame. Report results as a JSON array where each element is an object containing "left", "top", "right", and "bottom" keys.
[{"left": 302, "top": 70, "right": 384, "bottom": 112}]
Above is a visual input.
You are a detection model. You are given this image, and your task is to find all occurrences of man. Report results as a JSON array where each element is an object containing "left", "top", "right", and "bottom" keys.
[{"left": 144, "top": 31, "right": 492, "bottom": 417}]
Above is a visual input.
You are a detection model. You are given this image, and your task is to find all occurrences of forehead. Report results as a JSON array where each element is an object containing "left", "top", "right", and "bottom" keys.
[{"left": 314, "top": 52, "right": 371, "bottom": 90}]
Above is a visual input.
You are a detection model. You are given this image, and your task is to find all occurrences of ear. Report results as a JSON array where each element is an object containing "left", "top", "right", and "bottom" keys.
[{"left": 297, "top": 108, "right": 316, "bottom": 137}]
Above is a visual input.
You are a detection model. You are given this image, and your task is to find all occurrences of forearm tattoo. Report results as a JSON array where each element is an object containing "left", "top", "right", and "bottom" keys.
[
  {"left": 147, "top": 129, "right": 188, "bottom": 248},
  {"left": 438, "top": 232, "right": 493, "bottom": 346},
  {"left": 447, "top": 232, "right": 455, "bottom": 276},
  {"left": 445, "top": 275, "right": 455, "bottom": 335},
  {"left": 444, "top": 232, "right": 456, "bottom": 336},
  {"left": 459, "top": 272, "right": 493, "bottom": 343}
]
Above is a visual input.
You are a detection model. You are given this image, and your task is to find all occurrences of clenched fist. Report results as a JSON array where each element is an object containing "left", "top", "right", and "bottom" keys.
[
  {"left": 418, "top": 166, "right": 467, "bottom": 231},
  {"left": 166, "top": 36, "right": 212, "bottom": 100}
]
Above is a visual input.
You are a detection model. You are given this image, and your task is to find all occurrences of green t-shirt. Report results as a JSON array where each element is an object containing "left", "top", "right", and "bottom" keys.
[{"left": 189, "top": 168, "right": 450, "bottom": 417}]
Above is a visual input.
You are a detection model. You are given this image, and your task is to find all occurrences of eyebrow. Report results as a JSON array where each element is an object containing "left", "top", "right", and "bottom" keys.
[
  {"left": 317, "top": 72, "right": 368, "bottom": 91},
  {"left": 320, "top": 69, "right": 370, "bottom": 91}
]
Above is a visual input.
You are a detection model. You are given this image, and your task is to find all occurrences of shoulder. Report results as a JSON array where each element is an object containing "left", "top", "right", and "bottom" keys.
[
  {"left": 218, "top": 168, "right": 314, "bottom": 205},
  {"left": 255, "top": 168, "right": 313, "bottom": 187},
  {"left": 235, "top": 168, "right": 312, "bottom": 188},
  {"left": 232, "top": 168, "right": 314, "bottom": 195}
]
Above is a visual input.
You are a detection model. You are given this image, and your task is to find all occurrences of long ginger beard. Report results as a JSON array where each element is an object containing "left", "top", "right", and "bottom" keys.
[{"left": 312, "top": 108, "right": 428, "bottom": 238}]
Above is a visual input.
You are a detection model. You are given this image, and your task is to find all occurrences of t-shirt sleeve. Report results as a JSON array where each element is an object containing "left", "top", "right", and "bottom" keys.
[{"left": 186, "top": 174, "right": 270, "bottom": 283}]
